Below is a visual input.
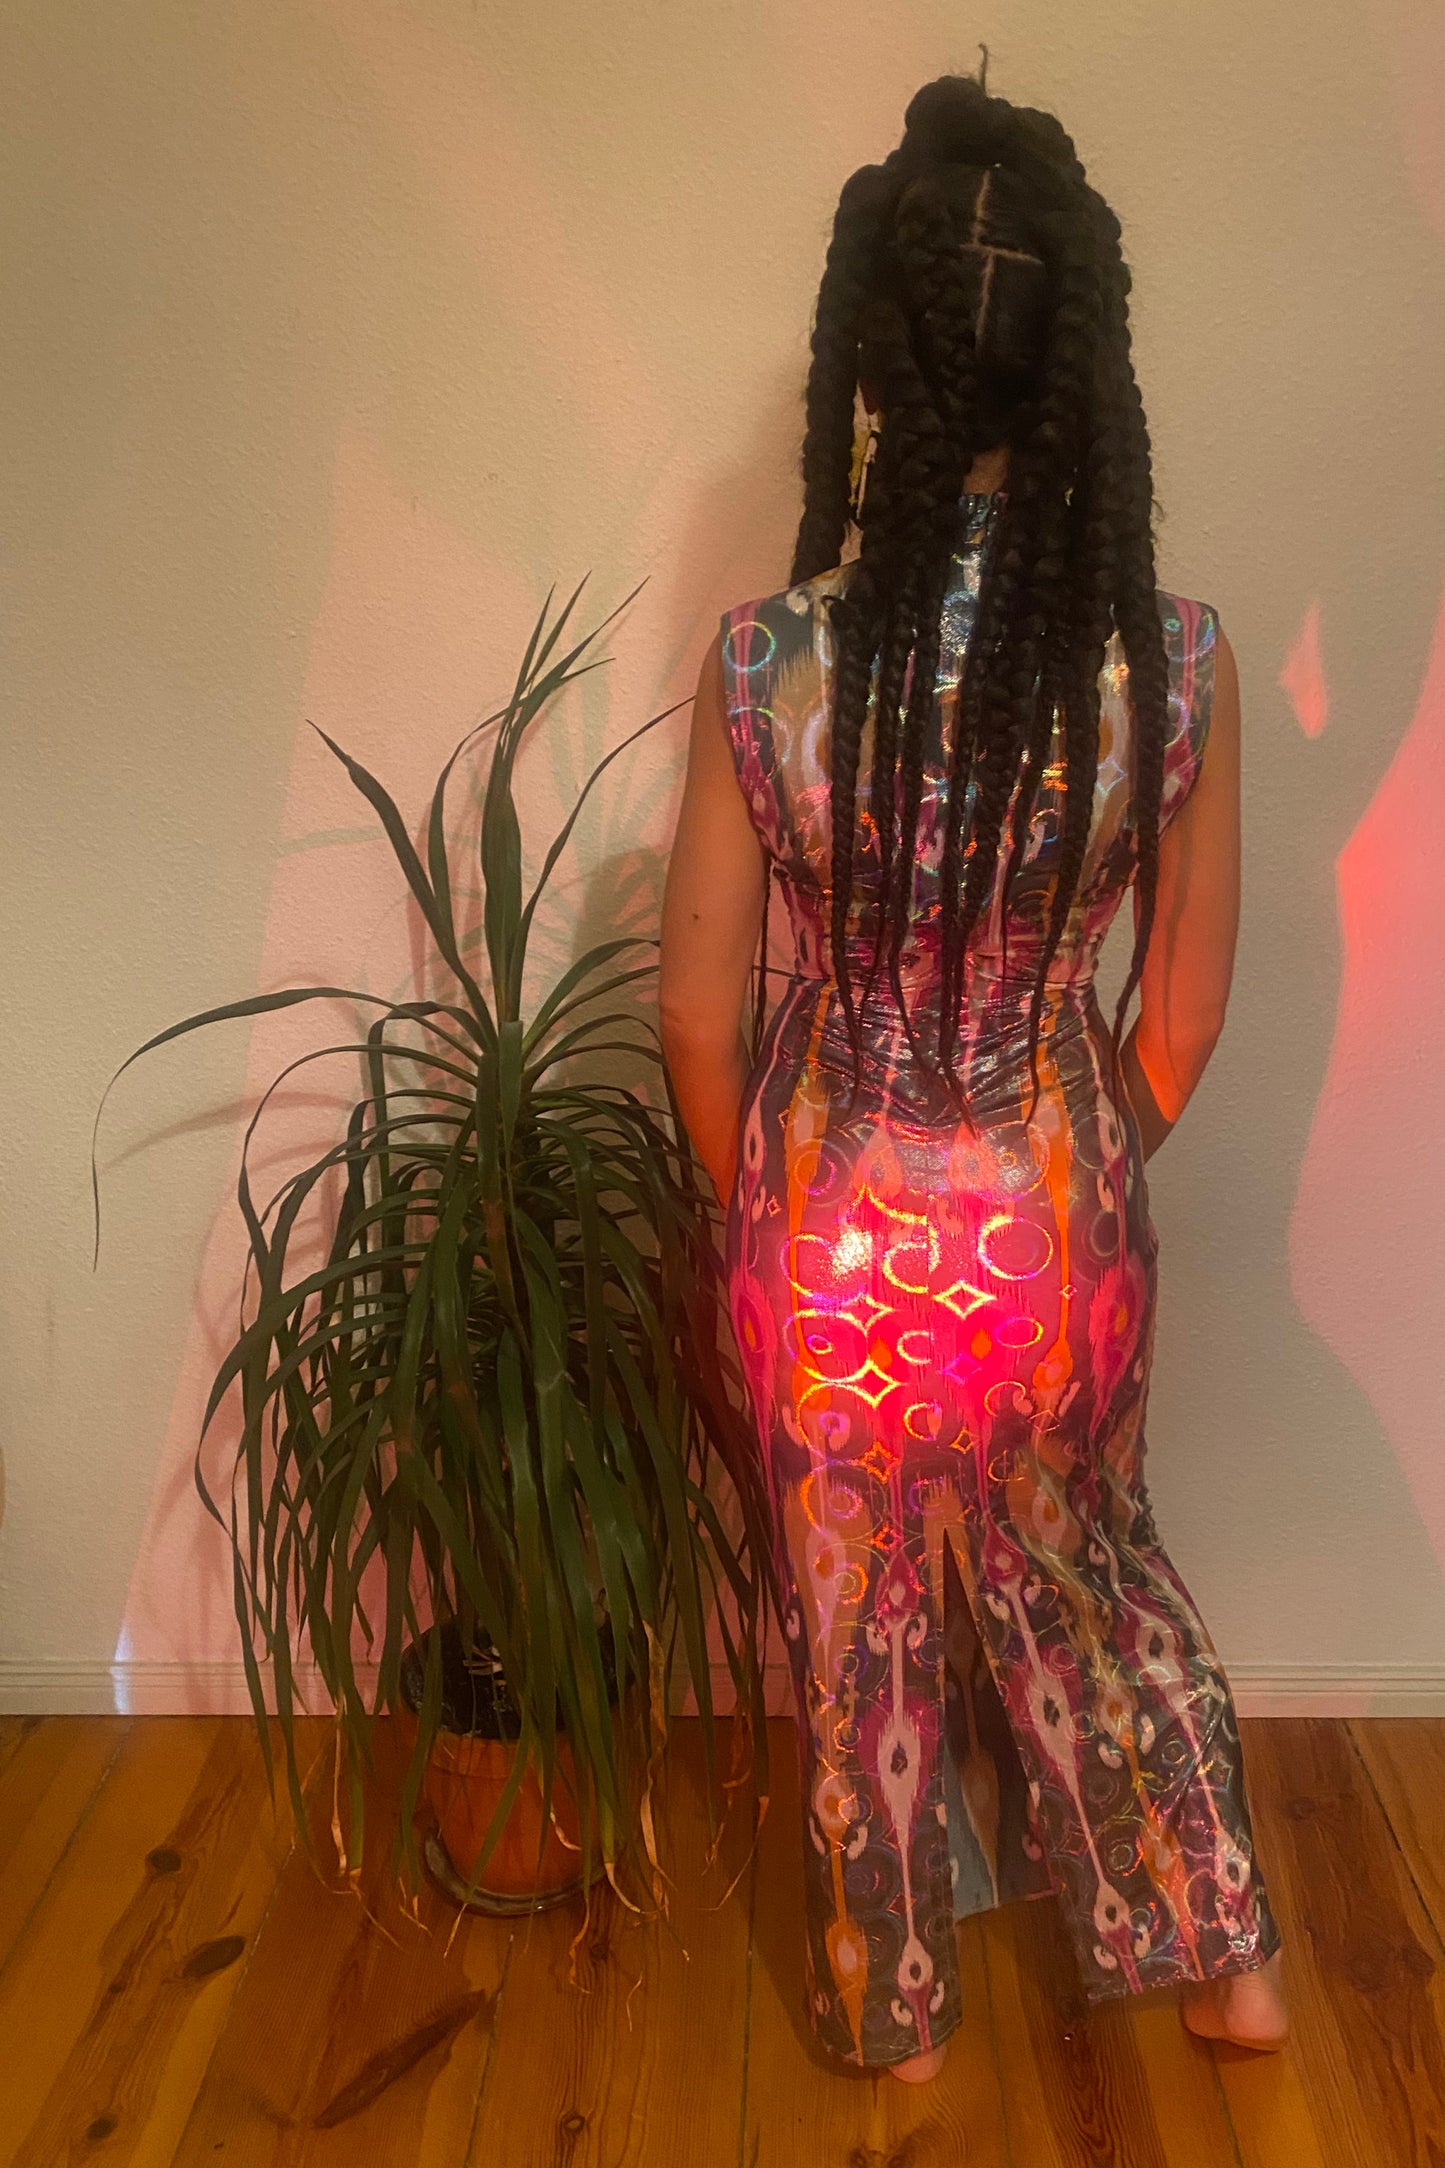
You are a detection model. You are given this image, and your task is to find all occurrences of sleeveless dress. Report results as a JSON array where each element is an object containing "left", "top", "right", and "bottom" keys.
[{"left": 719, "top": 489, "right": 1283, "bottom": 2071}]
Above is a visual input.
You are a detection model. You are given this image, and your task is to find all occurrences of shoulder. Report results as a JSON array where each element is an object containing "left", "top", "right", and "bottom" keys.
[
  {"left": 1155, "top": 589, "right": 1228, "bottom": 827},
  {"left": 1157, "top": 588, "right": 1227, "bottom": 724},
  {"left": 722, "top": 560, "right": 851, "bottom": 630},
  {"left": 718, "top": 563, "right": 850, "bottom": 704},
  {"left": 1157, "top": 588, "right": 1223, "bottom": 663}
]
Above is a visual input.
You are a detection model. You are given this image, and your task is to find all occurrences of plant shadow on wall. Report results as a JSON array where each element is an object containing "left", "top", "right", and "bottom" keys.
[{"left": 93, "top": 581, "right": 776, "bottom": 1924}]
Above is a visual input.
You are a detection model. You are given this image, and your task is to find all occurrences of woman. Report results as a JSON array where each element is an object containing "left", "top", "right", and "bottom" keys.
[{"left": 659, "top": 73, "right": 1288, "bottom": 2081}]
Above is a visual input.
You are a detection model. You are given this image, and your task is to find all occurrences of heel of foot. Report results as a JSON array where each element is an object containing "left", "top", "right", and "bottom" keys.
[
  {"left": 888, "top": 2042, "right": 948, "bottom": 2084},
  {"left": 1181, "top": 1967, "right": 1289, "bottom": 2053}
]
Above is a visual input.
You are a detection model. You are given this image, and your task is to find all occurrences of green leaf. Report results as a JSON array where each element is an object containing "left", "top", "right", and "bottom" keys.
[{"left": 309, "top": 725, "right": 498, "bottom": 1049}]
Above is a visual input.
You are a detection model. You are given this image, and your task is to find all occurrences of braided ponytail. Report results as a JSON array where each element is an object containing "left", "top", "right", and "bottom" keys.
[{"left": 788, "top": 71, "right": 1172, "bottom": 1116}]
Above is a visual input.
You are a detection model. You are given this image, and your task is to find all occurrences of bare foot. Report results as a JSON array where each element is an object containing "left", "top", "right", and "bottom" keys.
[
  {"left": 888, "top": 2042, "right": 948, "bottom": 2084},
  {"left": 1181, "top": 1950, "right": 1289, "bottom": 2050}
]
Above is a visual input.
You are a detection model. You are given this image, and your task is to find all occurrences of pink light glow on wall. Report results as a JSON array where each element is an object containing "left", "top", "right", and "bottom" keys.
[
  {"left": 1279, "top": 598, "right": 1329, "bottom": 738},
  {"left": 112, "top": 7, "right": 707, "bottom": 1685},
  {"left": 1288, "top": 571, "right": 1445, "bottom": 1571},
  {"left": 117, "top": 427, "right": 526, "bottom": 1670},
  {"left": 1286, "top": 2, "right": 1445, "bottom": 1586}
]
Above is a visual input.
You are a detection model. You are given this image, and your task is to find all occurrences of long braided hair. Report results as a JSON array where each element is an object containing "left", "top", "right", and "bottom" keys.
[{"left": 790, "top": 73, "right": 1170, "bottom": 1125}]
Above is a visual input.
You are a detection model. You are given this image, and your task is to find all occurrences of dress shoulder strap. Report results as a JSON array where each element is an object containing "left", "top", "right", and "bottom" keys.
[
  {"left": 718, "top": 598, "right": 784, "bottom": 861},
  {"left": 719, "top": 575, "right": 839, "bottom": 870},
  {"left": 1158, "top": 592, "right": 1221, "bottom": 834}
]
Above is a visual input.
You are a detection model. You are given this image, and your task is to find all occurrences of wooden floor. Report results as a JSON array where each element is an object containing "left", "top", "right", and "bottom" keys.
[{"left": 1, "top": 1712, "right": 1443, "bottom": 2166}]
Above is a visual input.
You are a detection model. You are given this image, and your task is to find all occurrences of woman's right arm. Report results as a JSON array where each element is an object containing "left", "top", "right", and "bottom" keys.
[{"left": 1120, "top": 624, "right": 1242, "bottom": 1159}]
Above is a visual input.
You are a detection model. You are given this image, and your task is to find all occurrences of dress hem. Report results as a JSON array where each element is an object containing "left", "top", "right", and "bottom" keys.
[
  {"left": 818, "top": 1926, "right": 1286, "bottom": 2070},
  {"left": 1079, "top": 1928, "right": 1285, "bottom": 2008}
]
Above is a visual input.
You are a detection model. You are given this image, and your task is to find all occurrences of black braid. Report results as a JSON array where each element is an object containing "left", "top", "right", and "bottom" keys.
[
  {"left": 884, "top": 179, "right": 989, "bottom": 1045},
  {"left": 787, "top": 71, "right": 1172, "bottom": 1119},
  {"left": 791, "top": 164, "right": 903, "bottom": 590}
]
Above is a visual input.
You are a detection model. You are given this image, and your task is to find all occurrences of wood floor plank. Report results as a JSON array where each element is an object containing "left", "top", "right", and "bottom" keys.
[
  {"left": 981, "top": 1889, "right": 1241, "bottom": 2168},
  {"left": 0, "top": 1715, "right": 322, "bottom": 2168},
  {"left": 0, "top": 1715, "right": 129, "bottom": 1971},
  {"left": 172, "top": 1714, "right": 510, "bottom": 2166},
  {"left": 8, "top": 1712, "right": 1441, "bottom": 2163},
  {"left": 472, "top": 1718, "right": 757, "bottom": 2168},
  {"left": 0, "top": 1714, "right": 40, "bottom": 1775},
  {"left": 1347, "top": 1718, "right": 1445, "bottom": 1948},
  {"left": 741, "top": 1718, "right": 1009, "bottom": 2168},
  {"left": 1121, "top": 1990, "right": 1251, "bottom": 2166},
  {"left": 1212, "top": 1717, "right": 1445, "bottom": 2168}
]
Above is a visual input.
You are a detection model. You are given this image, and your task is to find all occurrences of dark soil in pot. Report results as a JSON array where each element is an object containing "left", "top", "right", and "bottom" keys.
[{"left": 397, "top": 1615, "right": 626, "bottom": 1739}]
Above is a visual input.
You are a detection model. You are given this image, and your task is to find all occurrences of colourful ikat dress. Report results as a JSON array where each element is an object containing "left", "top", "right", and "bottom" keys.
[{"left": 719, "top": 489, "right": 1283, "bottom": 2071}]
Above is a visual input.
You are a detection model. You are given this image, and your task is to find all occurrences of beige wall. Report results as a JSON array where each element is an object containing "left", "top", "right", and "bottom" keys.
[{"left": 3, "top": 0, "right": 1444, "bottom": 1710}]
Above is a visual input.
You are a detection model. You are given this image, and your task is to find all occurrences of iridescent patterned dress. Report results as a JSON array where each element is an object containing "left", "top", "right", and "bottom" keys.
[{"left": 719, "top": 489, "right": 1283, "bottom": 2070}]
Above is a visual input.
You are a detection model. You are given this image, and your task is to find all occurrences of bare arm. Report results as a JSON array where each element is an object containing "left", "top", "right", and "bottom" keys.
[
  {"left": 658, "top": 630, "right": 767, "bottom": 1204},
  {"left": 1120, "top": 624, "right": 1242, "bottom": 1159}
]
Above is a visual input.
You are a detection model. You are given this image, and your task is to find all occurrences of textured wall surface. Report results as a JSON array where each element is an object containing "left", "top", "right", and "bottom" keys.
[{"left": 3, "top": 0, "right": 1444, "bottom": 1706}]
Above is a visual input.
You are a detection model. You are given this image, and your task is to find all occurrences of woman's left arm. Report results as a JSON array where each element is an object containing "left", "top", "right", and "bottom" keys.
[{"left": 658, "top": 629, "right": 766, "bottom": 1205}]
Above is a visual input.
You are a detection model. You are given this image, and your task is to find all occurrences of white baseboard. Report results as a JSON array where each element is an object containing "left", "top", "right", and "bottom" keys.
[{"left": 3, "top": 1658, "right": 1444, "bottom": 1720}]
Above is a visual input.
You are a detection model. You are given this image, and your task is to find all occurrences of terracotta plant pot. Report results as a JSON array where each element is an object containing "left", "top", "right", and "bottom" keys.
[{"left": 396, "top": 1620, "right": 616, "bottom": 1916}]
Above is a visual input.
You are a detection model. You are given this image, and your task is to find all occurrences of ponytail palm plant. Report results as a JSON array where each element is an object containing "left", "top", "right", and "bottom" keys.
[{"left": 95, "top": 581, "right": 775, "bottom": 1905}]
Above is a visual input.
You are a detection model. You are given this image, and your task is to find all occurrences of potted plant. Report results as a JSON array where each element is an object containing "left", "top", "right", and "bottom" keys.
[{"left": 94, "top": 582, "right": 775, "bottom": 1918}]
